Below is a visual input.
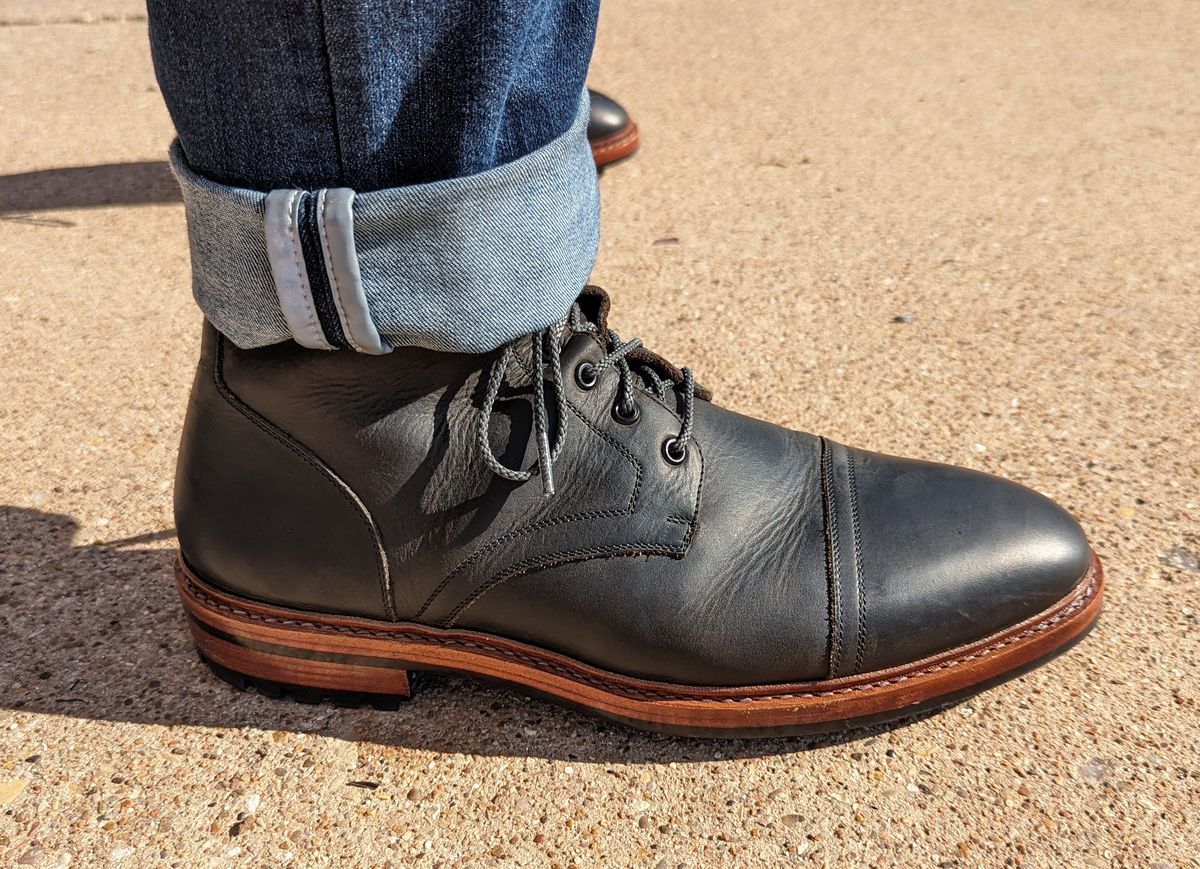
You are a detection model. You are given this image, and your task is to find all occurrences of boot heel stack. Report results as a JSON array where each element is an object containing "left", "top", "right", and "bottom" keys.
[{"left": 176, "top": 558, "right": 414, "bottom": 705}]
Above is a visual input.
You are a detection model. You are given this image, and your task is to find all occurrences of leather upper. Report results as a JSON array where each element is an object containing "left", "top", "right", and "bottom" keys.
[
  {"left": 587, "top": 89, "right": 632, "bottom": 142},
  {"left": 175, "top": 294, "right": 1092, "bottom": 686}
]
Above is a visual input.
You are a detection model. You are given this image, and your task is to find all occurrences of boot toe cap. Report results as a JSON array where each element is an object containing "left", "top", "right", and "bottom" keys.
[
  {"left": 587, "top": 89, "right": 632, "bottom": 140},
  {"left": 846, "top": 447, "right": 1093, "bottom": 674}
]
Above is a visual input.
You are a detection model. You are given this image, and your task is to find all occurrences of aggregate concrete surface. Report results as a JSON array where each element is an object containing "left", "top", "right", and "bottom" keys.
[{"left": 1, "top": 1, "right": 1197, "bottom": 865}]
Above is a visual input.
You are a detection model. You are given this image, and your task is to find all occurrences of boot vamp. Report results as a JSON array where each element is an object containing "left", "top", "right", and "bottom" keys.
[
  {"left": 459, "top": 418, "right": 1092, "bottom": 687},
  {"left": 456, "top": 396, "right": 836, "bottom": 686}
]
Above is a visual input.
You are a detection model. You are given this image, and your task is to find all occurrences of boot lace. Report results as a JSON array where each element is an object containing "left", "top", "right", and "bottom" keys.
[{"left": 478, "top": 300, "right": 696, "bottom": 496}]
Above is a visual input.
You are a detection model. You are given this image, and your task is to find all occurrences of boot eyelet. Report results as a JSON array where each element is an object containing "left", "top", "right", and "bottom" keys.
[
  {"left": 612, "top": 398, "right": 640, "bottom": 425},
  {"left": 575, "top": 362, "right": 598, "bottom": 390},
  {"left": 662, "top": 437, "right": 687, "bottom": 465}
]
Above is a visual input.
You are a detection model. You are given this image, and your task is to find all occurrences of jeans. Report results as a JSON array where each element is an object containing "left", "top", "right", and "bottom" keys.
[{"left": 147, "top": 0, "right": 601, "bottom": 354}]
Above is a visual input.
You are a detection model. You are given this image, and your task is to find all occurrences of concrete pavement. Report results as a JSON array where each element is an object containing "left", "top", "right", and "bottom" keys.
[{"left": 1, "top": 1, "right": 1197, "bottom": 865}]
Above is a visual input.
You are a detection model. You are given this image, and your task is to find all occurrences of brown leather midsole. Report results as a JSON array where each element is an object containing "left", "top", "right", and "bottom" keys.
[
  {"left": 176, "top": 553, "right": 1103, "bottom": 730},
  {"left": 590, "top": 121, "right": 640, "bottom": 166}
]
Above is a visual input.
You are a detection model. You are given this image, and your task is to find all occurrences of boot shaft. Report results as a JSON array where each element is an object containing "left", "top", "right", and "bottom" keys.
[{"left": 174, "top": 322, "right": 702, "bottom": 622}]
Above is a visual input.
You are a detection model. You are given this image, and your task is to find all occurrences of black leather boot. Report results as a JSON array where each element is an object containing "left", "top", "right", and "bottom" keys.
[
  {"left": 587, "top": 89, "right": 639, "bottom": 167},
  {"left": 175, "top": 287, "right": 1102, "bottom": 737}
]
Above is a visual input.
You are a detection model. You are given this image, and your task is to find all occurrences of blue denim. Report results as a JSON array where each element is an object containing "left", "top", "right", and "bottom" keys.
[{"left": 146, "top": 0, "right": 601, "bottom": 353}]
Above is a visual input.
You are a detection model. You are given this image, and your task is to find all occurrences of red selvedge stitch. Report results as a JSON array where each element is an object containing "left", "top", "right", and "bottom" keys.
[{"left": 183, "top": 569, "right": 1096, "bottom": 705}]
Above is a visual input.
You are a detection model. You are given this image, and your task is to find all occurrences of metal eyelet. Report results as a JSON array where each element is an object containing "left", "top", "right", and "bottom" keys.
[
  {"left": 574, "top": 362, "right": 598, "bottom": 390},
  {"left": 612, "top": 398, "right": 640, "bottom": 425},
  {"left": 662, "top": 437, "right": 687, "bottom": 465}
]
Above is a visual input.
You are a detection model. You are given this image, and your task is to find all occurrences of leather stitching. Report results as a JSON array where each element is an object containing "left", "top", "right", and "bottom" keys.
[
  {"left": 413, "top": 392, "right": 644, "bottom": 620},
  {"left": 591, "top": 123, "right": 639, "bottom": 161},
  {"left": 820, "top": 439, "right": 844, "bottom": 678},
  {"left": 211, "top": 337, "right": 396, "bottom": 620},
  {"left": 182, "top": 566, "right": 1096, "bottom": 704},
  {"left": 443, "top": 542, "right": 690, "bottom": 627},
  {"left": 444, "top": 435, "right": 705, "bottom": 628},
  {"left": 846, "top": 452, "right": 867, "bottom": 674}
]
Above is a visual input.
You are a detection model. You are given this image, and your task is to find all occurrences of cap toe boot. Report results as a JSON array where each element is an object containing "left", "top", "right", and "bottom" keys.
[{"left": 174, "top": 287, "right": 1102, "bottom": 736}]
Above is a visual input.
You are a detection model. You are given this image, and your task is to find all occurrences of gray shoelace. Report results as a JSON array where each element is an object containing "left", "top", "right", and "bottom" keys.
[{"left": 479, "top": 302, "right": 696, "bottom": 496}]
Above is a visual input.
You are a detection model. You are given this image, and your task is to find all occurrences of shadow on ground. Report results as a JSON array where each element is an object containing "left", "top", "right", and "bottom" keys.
[
  {"left": 0, "top": 162, "right": 178, "bottom": 222},
  {"left": 0, "top": 504, "right": 943, "bottom": 762},
  {"left": 0, "top": 159, "right": 624, "bottom": 223}
]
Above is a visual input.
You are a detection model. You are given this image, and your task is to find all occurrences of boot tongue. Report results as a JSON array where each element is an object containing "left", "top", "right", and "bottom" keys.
[
  {"left": 575, "top": 285, "right": 613, "bottom": 335},
  {"left": 576, "top": 285, "right": 713, "bottom": 401},
  {"left": 511, "top": 285, "right": 712, "bottom": 401},
  {"left": 504, "top": 320, "right": 568, "bottom": 385}
]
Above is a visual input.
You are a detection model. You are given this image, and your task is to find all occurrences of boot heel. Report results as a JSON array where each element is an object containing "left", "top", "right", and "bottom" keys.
[
  {"left": 197, "top": 654, "right": 409, "bottom": 710},
  {"left": 176, "top": 558, "right": 412, "bottom": 705}
]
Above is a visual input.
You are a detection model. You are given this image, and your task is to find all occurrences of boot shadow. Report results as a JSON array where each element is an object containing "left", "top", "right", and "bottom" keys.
[
  {"left": 0, "top": 504, "right": 944, "bottom": 761},
  {"left": 0, "top": 159, "right": 620, "bottom": 223},
  {"left": 0, "top": 162, "right": 179, "bottom": 224}
]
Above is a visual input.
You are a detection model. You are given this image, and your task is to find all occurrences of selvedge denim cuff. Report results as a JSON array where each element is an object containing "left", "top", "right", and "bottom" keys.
[{"left": 169, "top": 91, "right": 598, "bottom": 355}]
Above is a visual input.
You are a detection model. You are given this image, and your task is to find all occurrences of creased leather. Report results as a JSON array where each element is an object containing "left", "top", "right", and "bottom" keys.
[
  {"left": 212, "top": 323, "right": 703, "bottom": 628},
  {"left": 174, "top": 327, "right": 390, "bottom": 617},
  {"left": 177, "top": 312, "right": 1092, "bottom": 687}
]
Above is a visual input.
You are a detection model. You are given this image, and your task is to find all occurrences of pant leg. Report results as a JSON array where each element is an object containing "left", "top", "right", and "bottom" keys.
[{"left": 147, "top": 0, "right": 601, "bottom": 354}]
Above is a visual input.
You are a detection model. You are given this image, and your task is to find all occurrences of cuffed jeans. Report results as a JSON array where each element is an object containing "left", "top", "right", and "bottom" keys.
[{"left": 147, "top": 0, "right": 601, "bottom": 354}]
